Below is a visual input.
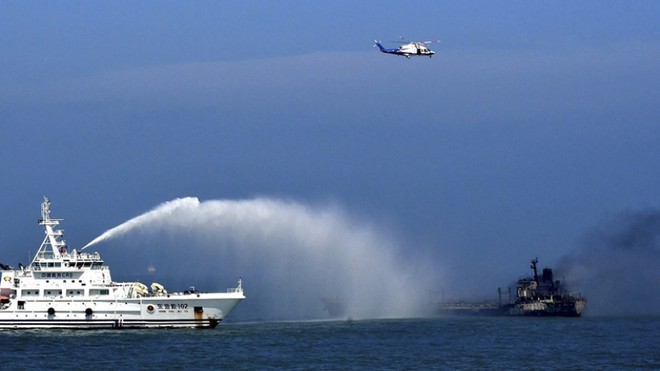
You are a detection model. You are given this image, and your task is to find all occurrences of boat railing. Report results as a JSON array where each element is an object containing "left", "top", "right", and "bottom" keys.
[{"left": 227, "top": 278, "right": 243, "bottom": 294}]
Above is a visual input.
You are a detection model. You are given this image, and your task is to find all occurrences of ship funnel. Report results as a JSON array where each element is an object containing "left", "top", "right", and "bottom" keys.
[{"left": 542, "top": 268, "right": 554, "bottom": 283}]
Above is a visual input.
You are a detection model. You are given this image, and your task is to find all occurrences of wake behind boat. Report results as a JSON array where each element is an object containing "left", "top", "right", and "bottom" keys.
[{"left": 0, "top": 198, "right": 245, "bottom": 329}]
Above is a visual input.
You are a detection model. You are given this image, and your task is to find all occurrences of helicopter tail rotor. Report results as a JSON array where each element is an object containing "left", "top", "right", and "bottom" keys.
[{"left": 373, "top": 40, "right": 386, "bottom": 52}]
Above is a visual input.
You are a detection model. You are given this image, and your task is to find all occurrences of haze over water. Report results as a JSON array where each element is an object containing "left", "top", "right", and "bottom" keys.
[{"left": 83, "top": 197, "right": 441, "bottom": 321}]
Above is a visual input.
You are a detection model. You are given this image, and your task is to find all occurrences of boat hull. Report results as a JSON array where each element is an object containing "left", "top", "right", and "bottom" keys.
[
  {"left": 438, "top": 299, "right": 586, "bottom": 317},
  {"left": 0, "top": 293, "right": 244, "bottom": 329},
  {"left": 502, "top": 298, "right": 586, "bottom": 317}
]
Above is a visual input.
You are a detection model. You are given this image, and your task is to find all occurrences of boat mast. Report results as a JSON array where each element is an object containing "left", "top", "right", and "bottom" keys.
[
  {"left": 32, "top": 197, "right": 68, "bottom": 264},
  {"left": 530, "top": 258, "right": 539, "bottom": 284}
]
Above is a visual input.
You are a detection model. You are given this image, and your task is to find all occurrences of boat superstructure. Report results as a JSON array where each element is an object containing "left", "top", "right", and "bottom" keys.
[
  {"left": 501, "top": 258, "right": 586, "bottom": 317},
  {"left": 0, "top": 198, "right": 245, "bottom": 329},
  {"left": 438, "top": 258, "right": 586, "bottom": 317}
]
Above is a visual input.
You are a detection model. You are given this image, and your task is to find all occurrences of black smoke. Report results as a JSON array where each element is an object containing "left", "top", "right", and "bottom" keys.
[{"left": 556, "top": 208, "right": 660, "bottom": 316}]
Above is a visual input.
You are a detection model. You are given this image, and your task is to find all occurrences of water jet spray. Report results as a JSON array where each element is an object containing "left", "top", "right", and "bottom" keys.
[{"left": 83, "top": 197, "right": 442, "bottom": 321}]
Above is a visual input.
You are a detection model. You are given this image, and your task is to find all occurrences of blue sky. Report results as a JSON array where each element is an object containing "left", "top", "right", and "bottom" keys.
[{"left": 1, "top": 1, "right": 659, "bottom": 304}]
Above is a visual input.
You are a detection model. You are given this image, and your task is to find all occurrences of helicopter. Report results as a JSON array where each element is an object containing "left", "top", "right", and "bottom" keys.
[{"left": 374, "top": 38, "right": 440, "bottom": 59}]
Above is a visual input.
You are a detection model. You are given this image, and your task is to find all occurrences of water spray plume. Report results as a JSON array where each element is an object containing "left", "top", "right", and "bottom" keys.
[
  {"left": 81, "top": 197, "right": 200, "bottom": 250},
  {"left": 83, "top": 197, "right": 442, "bottom": 321}
]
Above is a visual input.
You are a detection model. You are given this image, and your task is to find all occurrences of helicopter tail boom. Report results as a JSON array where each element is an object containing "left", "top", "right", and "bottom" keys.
[{"left": 374, "top": 40, "right": 387, "bottom": 52}]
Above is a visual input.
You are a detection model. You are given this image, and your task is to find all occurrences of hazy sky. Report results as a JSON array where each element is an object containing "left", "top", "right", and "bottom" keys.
[{"left": 1, "top": 1, "right": 659, "bottom": 308}]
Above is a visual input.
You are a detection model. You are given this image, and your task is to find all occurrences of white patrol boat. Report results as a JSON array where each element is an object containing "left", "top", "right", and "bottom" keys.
[{"left": 0, "top": 198, "right": 245, "bottom": 329}]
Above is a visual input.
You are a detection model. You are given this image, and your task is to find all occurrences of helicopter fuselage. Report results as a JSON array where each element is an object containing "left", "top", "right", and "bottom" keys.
[{"left": 375, "top": 41, "right": 435, "bottom": 59}]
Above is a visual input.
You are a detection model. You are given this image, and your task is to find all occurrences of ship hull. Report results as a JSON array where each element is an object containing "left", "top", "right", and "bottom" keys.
[
  {"left": 0, "top": 318, "right": 222, "bottom": 329},
  {"left": 439, "top": 298, "right": 586, "bottom": 317},
  {"left": 0, "top": 293, "right": 244, "bottom": 329},
  {"left": 502, "top": 299, "right": 586, "bottom": 317}
]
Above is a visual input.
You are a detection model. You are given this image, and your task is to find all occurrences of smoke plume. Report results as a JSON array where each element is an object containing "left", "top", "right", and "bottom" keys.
[
  {"left": 556, "top": 208, "right": 660, "bottom": 316},
  {"left": 83, "top": 197, "right": 440, "bottom": 321}
]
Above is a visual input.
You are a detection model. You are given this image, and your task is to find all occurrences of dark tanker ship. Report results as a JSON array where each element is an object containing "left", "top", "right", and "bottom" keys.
[{"left": 439, "top": 258, "right": 586, "bottom": 317}]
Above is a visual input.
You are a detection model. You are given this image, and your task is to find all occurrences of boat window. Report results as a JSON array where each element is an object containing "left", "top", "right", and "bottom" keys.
[
  {"left": 101, "top": 289, "right": 109, "bottom": 295},
  {"left": 55, "top": 263, "right": 61, "bottom": 267},
  {"left": 48, "top": 263, "right": 54, "bottom": 267}
]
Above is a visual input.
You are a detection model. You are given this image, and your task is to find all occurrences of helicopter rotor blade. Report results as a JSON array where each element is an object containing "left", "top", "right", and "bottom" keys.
[
  {"left": 389, "top": 36, "right": 409, "bottom": 43},
  {"left": 388, "top": 38, "right": 440, "bottom": 45},
  {"left": 419, "top": 40, "right": 441, "bottom": 45}
]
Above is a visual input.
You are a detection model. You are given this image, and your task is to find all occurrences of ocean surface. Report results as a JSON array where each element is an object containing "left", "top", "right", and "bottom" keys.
[{"left": 0, "top": 316, "right": 657, "bottom": 369}]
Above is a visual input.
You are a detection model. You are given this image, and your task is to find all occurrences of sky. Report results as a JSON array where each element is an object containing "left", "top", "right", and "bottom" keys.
[{"left": 1, "top": 1, "right": 659, "bottom": 318}]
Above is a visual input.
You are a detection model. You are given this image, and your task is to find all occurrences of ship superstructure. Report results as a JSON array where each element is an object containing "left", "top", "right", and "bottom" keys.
[
  {"left": 438, "top": 258, "right": 586, "bottom": 317},
  {"left": 0, "top": 198, "right": 245, "bottom": 329},
  {"left": 501, "top": 258, "right": 586, "bottom": 317}
]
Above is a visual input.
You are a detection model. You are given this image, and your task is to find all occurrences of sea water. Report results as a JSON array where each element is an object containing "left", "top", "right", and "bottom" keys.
[{"left": 0, "top": 316, "right": 657, "bottom": 369}]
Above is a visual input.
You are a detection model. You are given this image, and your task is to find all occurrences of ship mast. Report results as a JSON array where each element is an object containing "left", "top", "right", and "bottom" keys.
[
  {"left": 32, "top": 197, "right": 68, "bottom": 264},
  {"left": 530, "top": 257, "right": 539, "bottom": 284}
]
